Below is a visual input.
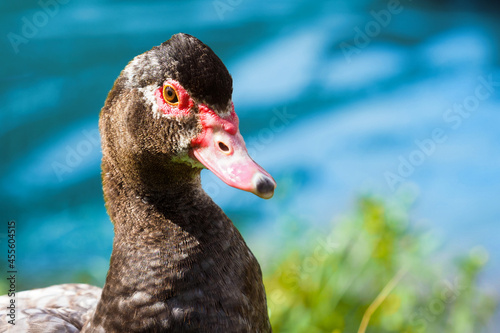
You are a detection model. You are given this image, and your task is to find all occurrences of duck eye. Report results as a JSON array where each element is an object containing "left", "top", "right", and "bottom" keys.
[{"left": 162, "top": 85, "right": 179, "bottom": 104}]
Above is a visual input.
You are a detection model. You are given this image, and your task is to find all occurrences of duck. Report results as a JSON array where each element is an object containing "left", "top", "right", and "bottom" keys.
[{"left": 0, "top": 33, "right": 276, "bottom": 333}]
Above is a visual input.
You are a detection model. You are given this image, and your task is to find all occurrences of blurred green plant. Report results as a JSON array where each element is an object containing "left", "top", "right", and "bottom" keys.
[{"left": 264, "top": 197, "right": 497, "bottom": 333}]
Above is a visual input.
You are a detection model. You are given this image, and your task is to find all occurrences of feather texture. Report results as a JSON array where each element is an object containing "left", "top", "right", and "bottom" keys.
[
  {"left": 0, "top": 33, "right": 272, "bottom": 332},
  {"left": 0, "top": 284, "right": 101, "bottom": 332}
]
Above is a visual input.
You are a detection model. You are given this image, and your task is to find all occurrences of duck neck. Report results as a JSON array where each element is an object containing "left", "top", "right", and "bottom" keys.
[
  {"left": 102, "top": 154, "right": 208, "bottom": 236},
  {"left": 83, "top": 157, "right": 270, "bottom": 332},
  {"left": 100, "top": 155, "right": 234, "bottom": 281}
]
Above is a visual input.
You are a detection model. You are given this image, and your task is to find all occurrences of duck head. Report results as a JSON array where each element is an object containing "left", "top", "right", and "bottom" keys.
[{"left": 100, "top": 33, "right": 276, "bottom": 199}]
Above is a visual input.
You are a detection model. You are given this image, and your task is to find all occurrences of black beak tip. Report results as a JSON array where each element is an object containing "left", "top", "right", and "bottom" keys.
[{"left": 255, "top": 175, "right": 276, "bottom": 199}]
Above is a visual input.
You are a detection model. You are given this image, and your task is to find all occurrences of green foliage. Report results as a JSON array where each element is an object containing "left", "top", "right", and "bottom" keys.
[{"left": 264, "top": 197, "right": 497, "bottom": 333}]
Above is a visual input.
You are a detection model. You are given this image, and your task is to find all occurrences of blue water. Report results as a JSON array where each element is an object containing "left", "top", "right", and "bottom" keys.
[{"left": 1, "top": 0, "right": 499, "bottom": 311}]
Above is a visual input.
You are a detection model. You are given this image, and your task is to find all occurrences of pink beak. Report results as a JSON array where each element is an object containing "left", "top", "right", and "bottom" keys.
[{"left": 191, "top": 105, "right": 276, "bottom": 199}]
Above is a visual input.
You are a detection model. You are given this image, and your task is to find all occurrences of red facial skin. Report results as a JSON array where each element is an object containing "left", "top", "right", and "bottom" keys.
[
  {"left": 191, "top": 104, "right": 238, "bottom": 146},
  {"left": 155, "top": 79, "right": 194, "bottom": 116},
  {"left": 156, "top": 80, "right": 276, "bottom": 199}
]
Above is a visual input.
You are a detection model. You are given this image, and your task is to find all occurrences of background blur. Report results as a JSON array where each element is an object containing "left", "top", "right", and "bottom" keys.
[{"left": 1, "top": 0, "right": 499, "bottom": 331}]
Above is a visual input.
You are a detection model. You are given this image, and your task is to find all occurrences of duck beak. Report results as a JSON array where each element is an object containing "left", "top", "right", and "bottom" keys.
[{"left": 191, "top": 105, "right": 276, "bottom": 199}]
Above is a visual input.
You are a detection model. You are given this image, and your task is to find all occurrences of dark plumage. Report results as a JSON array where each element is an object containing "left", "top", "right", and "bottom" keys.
[{"left": 0, "top": 33, "right": 274, "bottom": 332}]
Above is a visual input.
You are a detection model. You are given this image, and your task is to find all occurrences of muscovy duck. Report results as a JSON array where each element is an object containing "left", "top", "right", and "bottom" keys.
[{"left": 0, "top": 33, "right": 275, "bottom": 332}]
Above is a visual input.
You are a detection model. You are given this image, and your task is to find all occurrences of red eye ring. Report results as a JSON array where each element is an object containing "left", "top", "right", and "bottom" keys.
[
  {"left": 155, "top": 80, "right": 194, "bottom": 117},
  {"left": 162, "top": 84, "right": 179, "bottom": 105}
]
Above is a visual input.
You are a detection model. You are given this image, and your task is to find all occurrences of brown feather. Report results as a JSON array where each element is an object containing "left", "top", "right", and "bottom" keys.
[{"left": 0, "top": 33, "right": 271, "bottom": 333}]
